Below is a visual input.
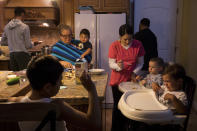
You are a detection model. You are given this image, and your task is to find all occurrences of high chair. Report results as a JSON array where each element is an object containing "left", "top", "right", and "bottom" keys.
[
  {"left": 0, "top": 102, "right": 59, "bottom": 131},
  {"left": 182, "top": 76, "right": 196, "bottom": 131},
  {"left": 120, "top": 76, "right": 196, "bottom": 131}
]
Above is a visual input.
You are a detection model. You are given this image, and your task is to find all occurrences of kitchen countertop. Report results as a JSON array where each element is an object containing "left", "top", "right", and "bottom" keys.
[
  {"left": 0, "top": 71, "right": 108, "bottom": 105},
  {"left": 0, "top": 71, "right": 30, "bottom": 100},
  {"left": 0, "top": 55, "right": 9, "bottom": 61},
  {"left": 54, "top": 72, "right": 108, "bottom": 105}
]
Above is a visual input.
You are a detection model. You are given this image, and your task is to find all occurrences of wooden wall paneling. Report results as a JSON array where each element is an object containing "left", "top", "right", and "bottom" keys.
[
  {"left": 60, "top": 0, "right": 74, "bottom": 32},
  {"left": 0, "top": 1, "right": 5, "bottom": 33}
]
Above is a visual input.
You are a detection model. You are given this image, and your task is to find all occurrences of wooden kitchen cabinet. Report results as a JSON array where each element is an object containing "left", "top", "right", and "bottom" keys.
[
  {"left": 59, "top": 0, "right": 75, "bottom": 32},
  {"left": 102, "top": 0, "right": 128, "bottom": 12},
  {"left": 74, "top": 0, "right": 101, "bottom": 11},
  {"left": 59, "top": 0, "right": 129, "bottom": 33},
  {"left": 74, "top": 0, "right": 129, "bottom": 13}
]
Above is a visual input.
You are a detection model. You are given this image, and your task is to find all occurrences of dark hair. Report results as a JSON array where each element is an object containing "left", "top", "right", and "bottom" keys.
[
  {"left": 57, "top": 24, "right": 72, "bottom": 35},
  {"left": 26, "top": 55, "right": 64, "bottom": 90},
  {"left": 119, "top": 24, "right": 133, "bottom": 37},
  {"left": 150, "top": 57, "right": 164, "bottom": 67},
  {"left": 80, "top": 29, "right": 90, "bottom": 38},
  {"left": 140, "top": 18, "right": 150, "bottom": 27},
  {"left": 163, "top": 64, "right": 186, "bottom": 81},
  {"left": 14, "top": 7, "right": 26, "bottom": 17}
]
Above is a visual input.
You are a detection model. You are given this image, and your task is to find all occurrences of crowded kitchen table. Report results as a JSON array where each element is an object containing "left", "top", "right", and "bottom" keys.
[{"left": 0, "top": 70, "right": 108, "bottom": 105}]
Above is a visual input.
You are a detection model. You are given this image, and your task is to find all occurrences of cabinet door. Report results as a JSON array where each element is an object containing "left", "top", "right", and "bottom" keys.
[
  {"left": 74, "top": 0, "right": 101, "bottom": 12},
  {"left": 60, "top": 0, "right": 75, "bottom": 31},
  {"left": 102, "top": 0, "right": 129, "bottom": 12}
]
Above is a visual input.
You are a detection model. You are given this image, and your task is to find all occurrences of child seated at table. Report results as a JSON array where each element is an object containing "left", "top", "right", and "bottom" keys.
[
  {"left": 139, "top": 57, "right": 164, "bottom": 88},
  {"left": 152, "top": 64, "right": 188, "bottom": 114},
  {"left": 8, "top": 55, "right": 101, "bottom": 131}
]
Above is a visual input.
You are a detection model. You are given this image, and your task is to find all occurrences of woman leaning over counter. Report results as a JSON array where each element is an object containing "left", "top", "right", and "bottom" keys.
[{"left": 108, "top": 24, "right": 145, "bottom": 131}]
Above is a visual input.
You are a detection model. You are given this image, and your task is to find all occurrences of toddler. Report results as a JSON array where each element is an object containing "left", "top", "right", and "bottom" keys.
[
  {"left": 153, "top": 64, "right": 188, "bottom": 114},
  {"left": 140, "top": 57, "right": 164, "bottom": 88},
  {"left": 73, "top": 29, "right": 92, "bottom": 62}
]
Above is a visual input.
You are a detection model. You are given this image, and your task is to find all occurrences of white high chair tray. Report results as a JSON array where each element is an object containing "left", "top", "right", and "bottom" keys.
[
  {"left": 119, "top": 82, "right": 146, "bottom": 93},
  {"left": 118, "top": 90, "right": 174, "bottom": 124}
]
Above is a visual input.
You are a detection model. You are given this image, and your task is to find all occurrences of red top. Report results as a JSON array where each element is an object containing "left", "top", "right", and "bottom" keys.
[{"left": 108, "top": 40, "right": 145, "bottom": 86}]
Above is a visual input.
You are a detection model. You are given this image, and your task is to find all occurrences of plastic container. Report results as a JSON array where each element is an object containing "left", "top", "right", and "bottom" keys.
[{"left": 75, "top": 61, "right": 88, "bottom": 84}]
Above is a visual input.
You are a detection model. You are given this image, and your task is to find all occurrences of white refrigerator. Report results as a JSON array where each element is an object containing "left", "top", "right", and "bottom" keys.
[
  {"left": 75, "top": 13, "right": 126, "bottom": 103},
  {"left": 75, "top": 13, "right": 126, "bottom": 72}
]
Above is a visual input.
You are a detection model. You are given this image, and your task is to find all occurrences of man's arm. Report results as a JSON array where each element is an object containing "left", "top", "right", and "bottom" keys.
[{"left": 24, "top": 26, "right": 33, "bottom": 49}]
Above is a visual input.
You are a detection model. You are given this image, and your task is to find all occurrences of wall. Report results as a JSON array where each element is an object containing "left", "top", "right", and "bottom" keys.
[
  {"left": 176, "top": 0, "right": 197, "bottom": 110},
  {"left": 0, "top": 0, "right": 5, "bottom": 33},
  {"left": 30, "top": 27, "right": 59, "bottom": 46}
]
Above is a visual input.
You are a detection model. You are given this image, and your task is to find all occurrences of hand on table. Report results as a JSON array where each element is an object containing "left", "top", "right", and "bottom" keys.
[{"left": 60, "top": 61, "right": 73, "bottom": 68}]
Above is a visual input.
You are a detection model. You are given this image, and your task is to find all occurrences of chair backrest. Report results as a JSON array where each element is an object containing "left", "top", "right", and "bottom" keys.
[
  {"left": 0, "top": 102, "right": 59, "bottom": 131},
  {"left": 183, "top": 76, "right": 196, "bottom": 131}
]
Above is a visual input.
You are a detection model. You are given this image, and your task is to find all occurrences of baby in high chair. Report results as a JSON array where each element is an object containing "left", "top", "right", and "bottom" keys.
[
  {"left": 139, "top": 57, "right": 164, "bottom": 89},
  {"left": 152, "top": 64, "right": 188, "bottom": 114}
]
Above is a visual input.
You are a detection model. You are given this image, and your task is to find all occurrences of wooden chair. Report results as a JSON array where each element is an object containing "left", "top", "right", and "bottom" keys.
[
  {"left": 0, "top": 102, "right": 59, "bottom": 131},
  {"left": 183, "top": 76, "right": 196, "bottom": 131}
]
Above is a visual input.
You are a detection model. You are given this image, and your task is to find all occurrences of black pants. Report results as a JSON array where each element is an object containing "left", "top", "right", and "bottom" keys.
[
  {"left": 10, "top": 52, "right": 31, "bottom": 71},
  {"left": 111, "top": 85, "right": 129, "bottom": 131}
]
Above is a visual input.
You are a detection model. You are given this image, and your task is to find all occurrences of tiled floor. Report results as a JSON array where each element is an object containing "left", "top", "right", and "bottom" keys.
[{"left": 102, "top": 107, "right": 197, "bottom": 131}]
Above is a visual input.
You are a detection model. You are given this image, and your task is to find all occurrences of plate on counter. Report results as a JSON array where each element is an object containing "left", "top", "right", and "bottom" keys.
[{"left": 89, "top": 69, "right": 105, "bottom": 75}]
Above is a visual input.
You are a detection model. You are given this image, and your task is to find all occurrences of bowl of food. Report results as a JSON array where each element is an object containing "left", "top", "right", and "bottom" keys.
[{"left": 89, "top": 69, "right": 105, "bottom": 75}]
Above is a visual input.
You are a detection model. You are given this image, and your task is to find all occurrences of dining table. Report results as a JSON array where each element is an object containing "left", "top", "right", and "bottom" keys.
[
  {"left": 0, "top": 70, "right": 108, "bottom": 130},
  {"left": 0, "top": 70, "right": 108, "bottom": 103}
]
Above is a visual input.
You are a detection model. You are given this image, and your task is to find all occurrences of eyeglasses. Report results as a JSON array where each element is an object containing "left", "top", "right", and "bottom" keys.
[{"left": 60, "top": 34, "right": 72, "bottom": 38}]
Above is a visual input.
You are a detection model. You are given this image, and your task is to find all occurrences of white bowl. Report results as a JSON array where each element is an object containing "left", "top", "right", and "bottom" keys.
[{"left": 89, "top": 69, "right": 105, "bottom": 75}]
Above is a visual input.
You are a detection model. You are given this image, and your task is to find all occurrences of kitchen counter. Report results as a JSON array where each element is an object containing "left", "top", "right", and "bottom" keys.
[
  {"left": 0, "top": 71, "right": 30, "bottom": 100},
  {"left": 0, "top": 71, "right": 108, "bottom": 130},
  {"left": 0, "top": 71, "right": 108, "bottom": 105},
  {"left": 0, "top": 46, "right": 10, "bottom": 70},
  {"left": 54, "top": 72, "right": 108, "bottom": 105},
  {"left": 0, "top": 55, "right": 10, "bottom": 70}
]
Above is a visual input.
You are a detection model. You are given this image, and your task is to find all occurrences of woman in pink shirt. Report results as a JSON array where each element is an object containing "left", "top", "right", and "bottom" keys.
[{"left": 108, "top": 24, "right": 145, "bottom": 131}]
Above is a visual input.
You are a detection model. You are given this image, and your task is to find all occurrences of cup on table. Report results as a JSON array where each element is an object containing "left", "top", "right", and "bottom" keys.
[{"left": 19, "top": 76, "right": 27, "bottom": 87}]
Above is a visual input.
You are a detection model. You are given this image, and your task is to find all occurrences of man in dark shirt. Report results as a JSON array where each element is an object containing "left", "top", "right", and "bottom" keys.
[{"left": 134, "top": 18, "right": 158, "bottom": 71}]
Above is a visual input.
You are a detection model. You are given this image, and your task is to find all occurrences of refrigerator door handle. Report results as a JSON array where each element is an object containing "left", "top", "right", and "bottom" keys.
[{"left": 97, "top": 39, "right": 100, "bottom": 68}]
